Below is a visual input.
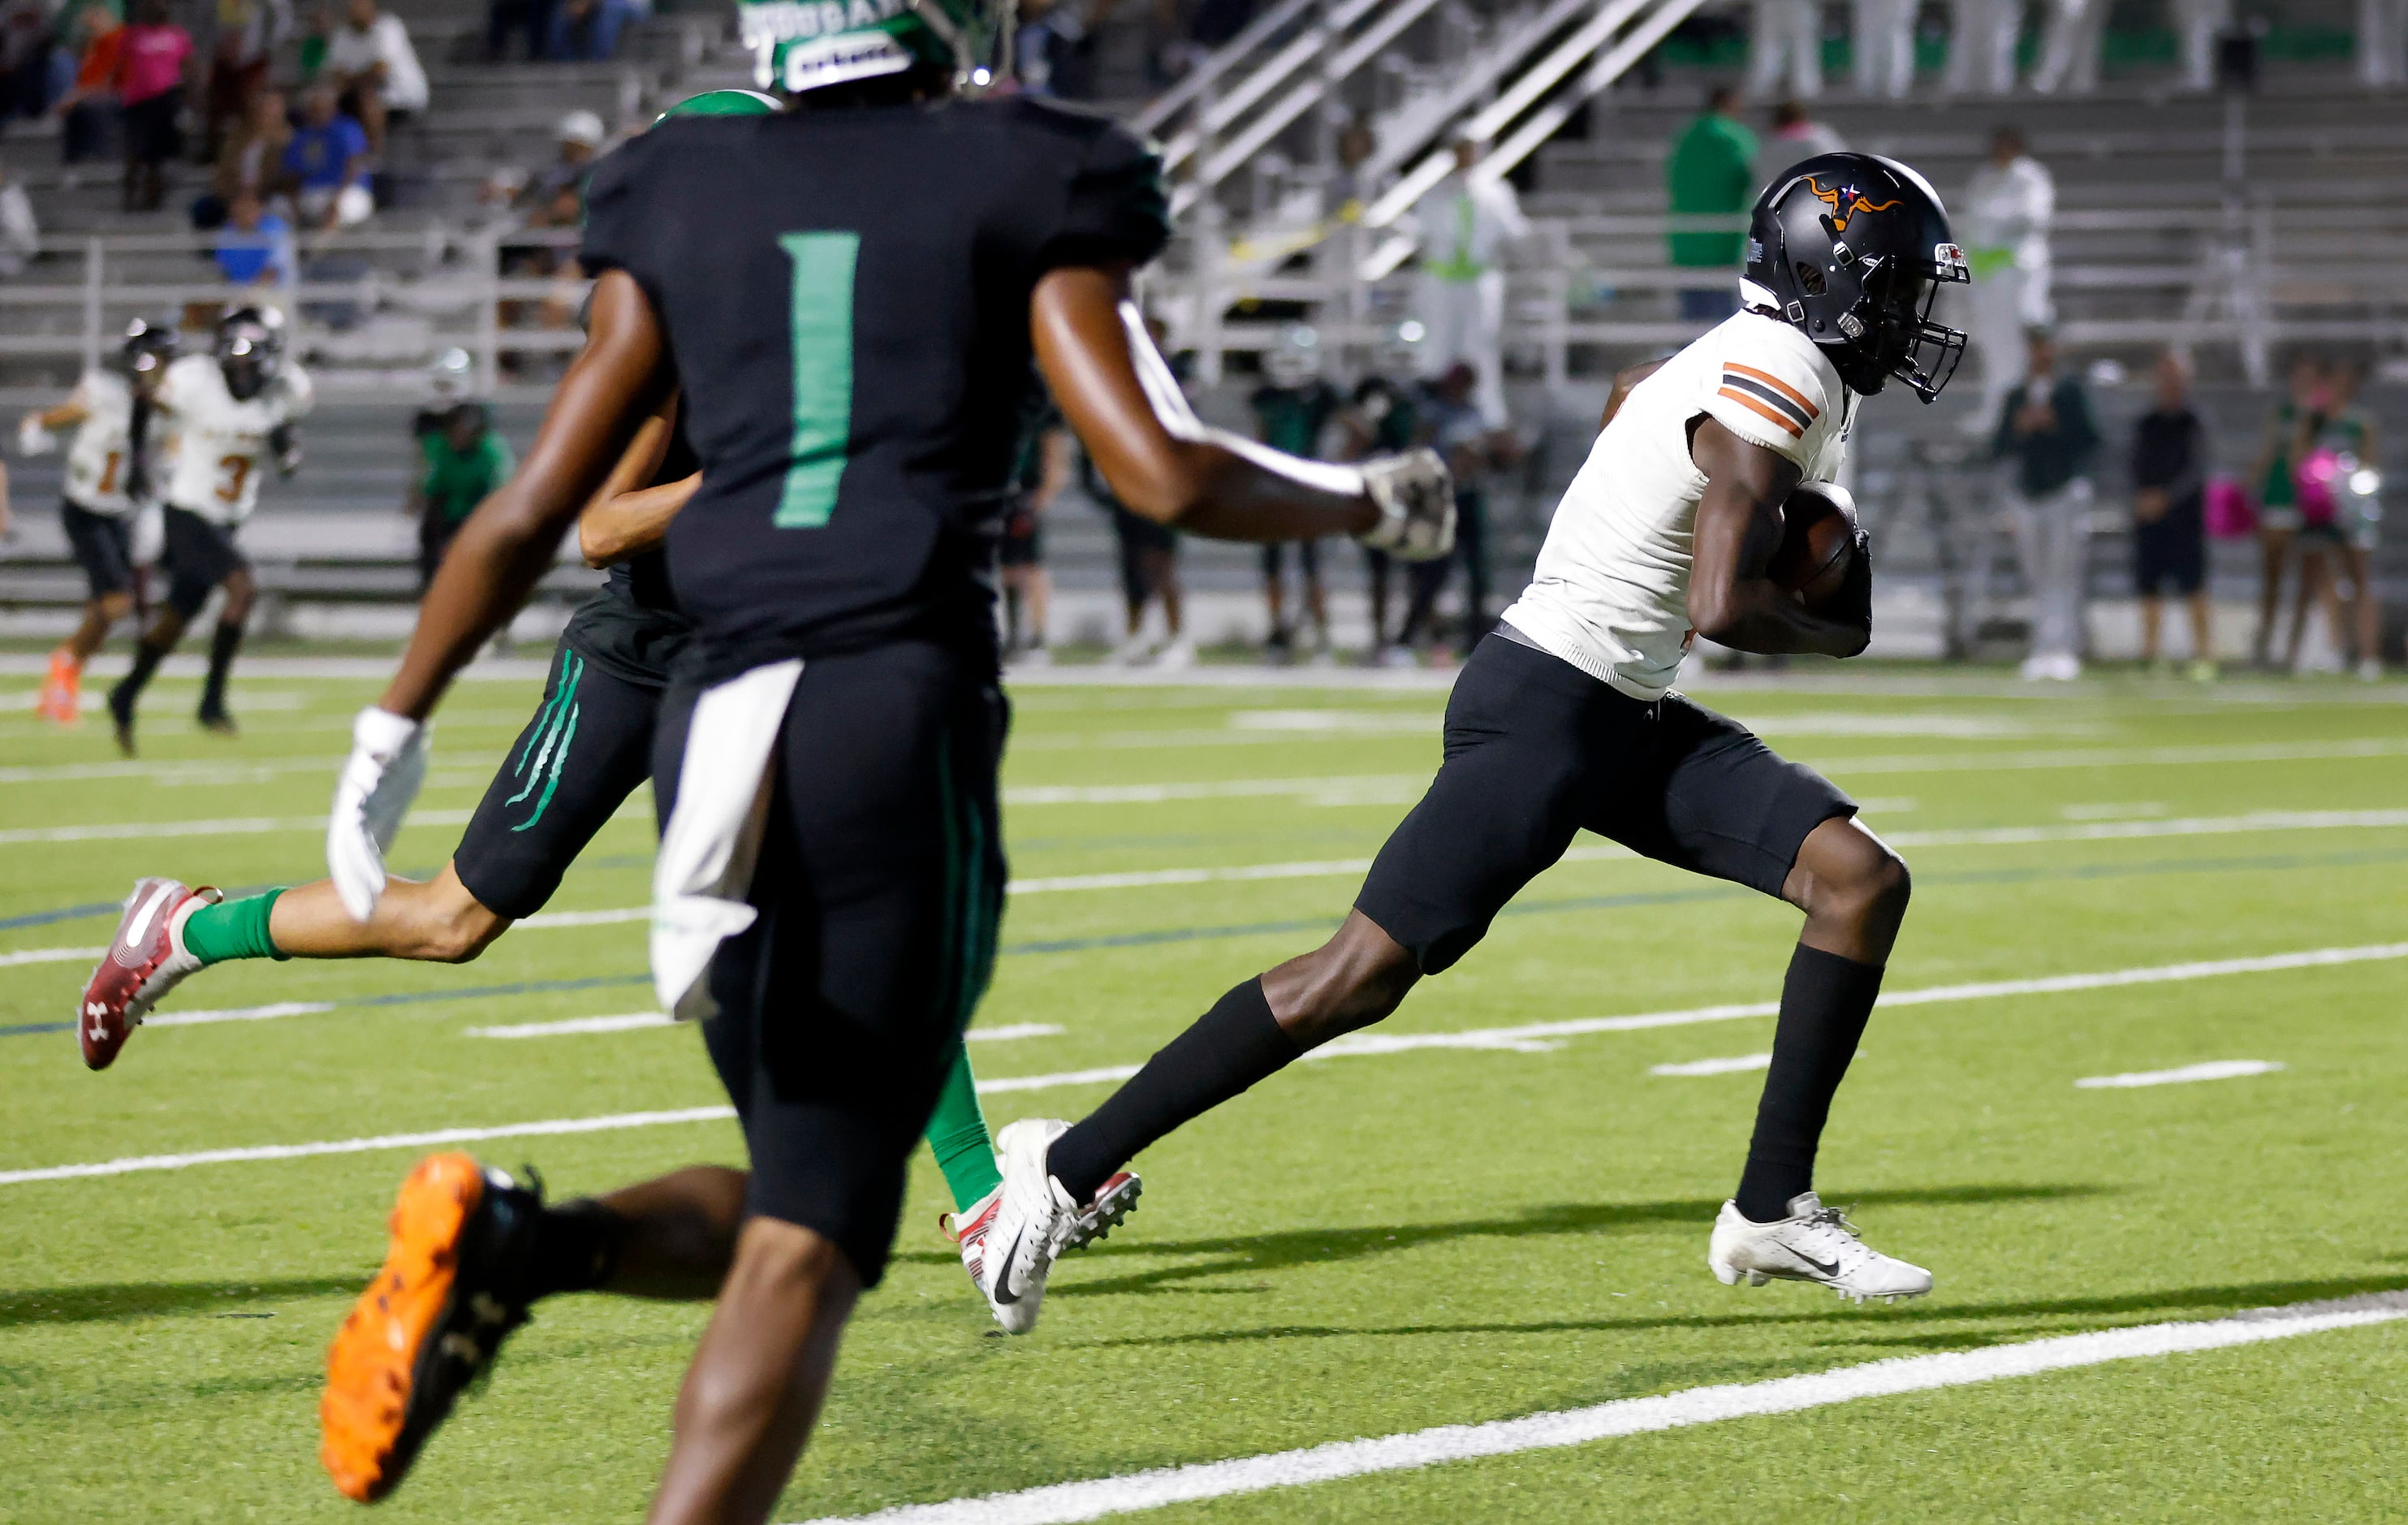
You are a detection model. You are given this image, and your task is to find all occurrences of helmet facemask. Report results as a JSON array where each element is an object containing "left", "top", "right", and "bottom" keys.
[{"left": 1831, "top": 244, "right": 1968, "bottom": 401}]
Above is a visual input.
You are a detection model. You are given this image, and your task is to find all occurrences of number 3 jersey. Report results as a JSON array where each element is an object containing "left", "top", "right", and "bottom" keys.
[
  {"left": 1500, "top": 311, "right": 1850, "bottom": 702},
  {"left": 60, "top": 369, "right": 175, "bottom": 516},
  {"left": 154, "top": 354, "right": 314, "bottom": 525},
  {"left": 579, "top": 95, "right": 1168, "bottom": 679}
]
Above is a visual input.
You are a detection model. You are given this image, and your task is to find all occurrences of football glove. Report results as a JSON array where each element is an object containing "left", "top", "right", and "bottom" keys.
[
  {"left": 271, "top": 423, "right": 302, "bottom": 477},
  {"left": 15, "top": 417, "right": 54, "bottom": 456},
  {"left": 1357, "top": 448, "right": 1456, "bottom": 561},
  {"left": 326, "top": 706, "right": 431, "bottom": 921},
  {"left": 1828, "top": 520, "right": 1875, "bottom": 657}
]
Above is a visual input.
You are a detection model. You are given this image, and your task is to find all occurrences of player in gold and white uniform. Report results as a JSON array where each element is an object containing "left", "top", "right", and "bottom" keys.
[
  {"left": 21, "top": 319, "right": 177, "bottom": 726},
  {"left": 106, "top": 306, "right": 311, "bottom": 754}
]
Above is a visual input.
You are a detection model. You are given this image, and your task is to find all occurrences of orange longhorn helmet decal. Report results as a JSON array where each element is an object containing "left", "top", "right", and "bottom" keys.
[{"left": 1802, "top": 175, "right": 1902, "bottom": 233}]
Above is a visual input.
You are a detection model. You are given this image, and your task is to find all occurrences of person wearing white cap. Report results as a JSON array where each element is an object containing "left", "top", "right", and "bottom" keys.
[
  {"left": 1407, "top": 131, "right": 1526, "bottom": 430},
  {"left": 325, "top": 0, "right": 427, "bottom": 154}
]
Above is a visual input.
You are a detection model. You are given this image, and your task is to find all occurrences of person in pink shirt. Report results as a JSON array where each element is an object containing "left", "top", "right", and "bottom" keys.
[{"left": 115, "top": 0, "right": 192, "bottom": 211}]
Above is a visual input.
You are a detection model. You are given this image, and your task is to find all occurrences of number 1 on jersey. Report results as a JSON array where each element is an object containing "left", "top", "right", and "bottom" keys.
[{"left": 776, "top": 231, "right": 859, "bottom": 529}]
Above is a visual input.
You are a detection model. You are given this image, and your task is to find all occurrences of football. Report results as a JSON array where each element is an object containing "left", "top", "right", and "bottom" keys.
[{"left": 1767, "top": 480, "right": 1858, "bottom": 608}]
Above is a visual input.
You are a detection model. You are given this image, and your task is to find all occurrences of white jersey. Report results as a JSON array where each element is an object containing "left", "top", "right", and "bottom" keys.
[
  {"left": 1500, "top": 312, "right": 1849, "bottom": 702},
  {"left": 156, "top": 355, "right": 313, "bottom": 525},
  {"left": 61, "top": 369, "right": 144, "bottom": 516}
]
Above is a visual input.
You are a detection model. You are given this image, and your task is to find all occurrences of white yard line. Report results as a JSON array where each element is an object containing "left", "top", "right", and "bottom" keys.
[
  {"left": 0, "top": 944, "right": 106, "bottom": 967},
  {"left": 148, "top": 1001, "right": 338, "bottom": 1029},
  {"left": 786, "top": 1297, "right": 2408, "bottom": 1525},
  {"left": 1650, "top": 1053, "right": 1772, "bottom": 1077},
  {"left": 2076, "top": 1061, "right": 2285, "bottom": 1089},
  {"left": 6, "top": 941, "right": 2394, "bottom": 1187},
  {"left": 0, "top": 809, "right": 475, "bottom": 847},
  {"left": 464, "top": 1014, "right": 1068, "bottom": 1043}
]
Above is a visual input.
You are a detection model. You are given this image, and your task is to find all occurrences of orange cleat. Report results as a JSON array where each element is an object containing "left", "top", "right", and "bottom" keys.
[
  {"left": 37, "top": 649, "right": 80, "bottom": 726},
  {"left": 321, "top": 1154, "right": 540, "bottom": 1504}
]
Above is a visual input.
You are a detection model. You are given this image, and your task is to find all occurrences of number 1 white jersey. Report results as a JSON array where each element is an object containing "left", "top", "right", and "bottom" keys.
[
  {"left": 1499, "top": 312, "right": 1850, "bottom": 702},
  {"left": 156, "top": 355, "right": 314, "bottom": 525},
  {"left": 61, "top": 369, "right": 145, "bottom": 516}
]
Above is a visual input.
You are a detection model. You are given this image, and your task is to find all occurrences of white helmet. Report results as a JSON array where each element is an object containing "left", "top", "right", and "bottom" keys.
[
  {"left": 558, "top": 110, "right": 607, "bottom": 149},
  {"left": 429, "top": 347, "right": 474, "bottom": 395},
  {"left": 1262, "top": 323, "right": 1322, "bottom": 388}
]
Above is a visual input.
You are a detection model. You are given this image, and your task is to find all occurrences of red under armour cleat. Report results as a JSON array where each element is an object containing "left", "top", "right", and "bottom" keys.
[{"left": 77, "top": 878, "right": 218, "bottom": 1069}]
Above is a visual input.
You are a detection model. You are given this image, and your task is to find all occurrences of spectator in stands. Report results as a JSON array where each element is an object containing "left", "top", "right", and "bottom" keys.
[
  {"left": 1411, "top": 131, "right": 1524, "bottom": 430},
  {"left": 2177, "top": 0, "right": 2235, "bottom": 89},
  {"left": 486, "top": 0, "right": 553, "bottom": 63},
  {"left": 1746, "top": 0, "right": 1821, "bottom": 100},
  {"left": 1995, "top": 329, "right": 2099, "bottom": 681},
  {"left": 1853, "top": 0, "right": 1916, "bottom": 97},
  {"left": 1342, "top": 323, "right": 1427, "bottom": 666},
  {"left": 194, "top": 86, "right": 290, "bottom": 227},
  {"left": 548, "top": 0, "right": 630, "bottom": 59},
  {"left": 213, "top": 190, "right": 294, "bottom": 287},
  {"left": 326, "top": 0, "right": 424, "bottom": 154},
  {"left": 1398, "top": 361, "right": 1517, "bottom": 666},
  {"left": 2031, "top": 0, "right": 2106, "bottom": 93},
  {"left": 203, "top": 0, "right": 289, "bottom": 161},
  {"left": 0, "top": 162, "right": 34, "bottom": 277},
  {"left": 283, "top": 83, "right": 371, "bottom": 229},
  {"left": 2246, "top": 354, "right": 2320, "bottom": 667},
  {"left": 412, "top": 399, "right": 513, "bottom": 592},
  {"left": 2283, "top": 360, "right": 2383, "bottom": 677},
  {"left": 296, "top": 1, "right": 332, "bottom": 81},
  {"left": 1252, "top": 324, "right": 1340, "bottom": 664},
  {"left": 116, "top": 0, "right": 193, "bottom": 214},
  {"left": 1095, "top": 320, "right": 1189, "bottom": 667},
  {"left": 522, "top": 109, "right": 603, "bottom": 214},
  {"left": 1665, "top": 85, "right": 1755, "bottom": 325},
  {"left": 1942, "top": 0, "right": 2021, "bottom": 93},
  {"left": 54, "top": 4, "right": 125, "bottom": 165},
  {"left": 1961, "top": 126, "right": 2055, "bottom": 432},
  {"left": 1755, "top": 99, "right": 1844, "bottom": 188},
  {"left": 0, "top": 0, "right": 54, "bottom": 122},
  {"left": 2130, "top": 350, "right": 2216, "bottom": 680},
  {"left": 1000, "top": 403, "right": 1068, "bottom": 664}
]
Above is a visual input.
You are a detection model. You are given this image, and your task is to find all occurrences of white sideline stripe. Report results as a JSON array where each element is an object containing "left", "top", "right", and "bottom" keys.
[
  {"left": 148, "top": 1001, "right": 337, "bottom": 1029},
  {"left": 11, "top": 940, "right": 2398, "bottom": 1188},
  {"left": 464, "top": 1013, "right": 1069, "bottom": 1043},
  {"left": 1823, "top": 736, "right": 2408, "bottom": 777},
  {"left": 1004, "top": 775, "right": 1424, "bottom": 806},
  {"left": 0, "top": 944, "right": 105, "bottom": 967},
  {"left": 1650, "top": 1053, "right": 1772, "bottom": 1077},
  {"left": 1884, "top": 809, "right": 2408, "bottom": 847},
  {"left": 517, "top": 906, "right": 650, "bottom": 929},
  {"left": 788, "top": 1301, "right": 2408, "bottom": 1525},
  {"left": 2076, "top": 1060, "right": 2285, "bottom": 1089},
  {"left": 0, "top": 808, "right": 475, "bottom": 846}
]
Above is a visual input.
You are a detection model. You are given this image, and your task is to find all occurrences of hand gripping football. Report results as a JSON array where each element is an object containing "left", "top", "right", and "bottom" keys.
[{"left": 1358, "top": 447, "right": 1456, "bottom": 562}]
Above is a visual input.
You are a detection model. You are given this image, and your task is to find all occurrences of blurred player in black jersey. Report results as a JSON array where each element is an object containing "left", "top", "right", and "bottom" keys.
[{"left": 287, "top": 16, "right": 1453, "bottom": 1518}]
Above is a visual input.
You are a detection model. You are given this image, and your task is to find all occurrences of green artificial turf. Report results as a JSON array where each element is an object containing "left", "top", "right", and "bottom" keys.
[{"left": 1, "top": 666, "right": 2404, "bottom": 1523}]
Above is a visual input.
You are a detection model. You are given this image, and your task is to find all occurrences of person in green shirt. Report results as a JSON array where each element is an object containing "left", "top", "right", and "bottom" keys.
[
  {"left": 1665, "top": 85, "right": 1759, "bottom": 323},
  {"left": 412, "top": 400, "right": 513, "bottom": 591}
]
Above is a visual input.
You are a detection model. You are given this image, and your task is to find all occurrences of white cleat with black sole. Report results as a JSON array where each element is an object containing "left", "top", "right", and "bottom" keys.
[
  {"left": 984, "top": 1119, "right": 1085, "bottom": 1333},
  {"left": 1708, "top": 1192, "right": 1932, "bottom": 1304}
]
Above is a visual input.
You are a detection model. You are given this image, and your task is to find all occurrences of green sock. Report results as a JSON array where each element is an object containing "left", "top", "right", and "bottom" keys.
[
  {"left": 179, "top": 888, "right": 289, "bottom": 966},
  {"left": 924, "top": 1044, "right": 1001, "bottom": 1212}
]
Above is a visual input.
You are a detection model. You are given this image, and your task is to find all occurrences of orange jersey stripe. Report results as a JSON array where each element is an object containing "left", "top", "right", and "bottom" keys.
[
  {"left": 1724, "top": 362, "right": 1819, "bottom": 418},
  {"left": 1718, "top": 387, "right": 1805, "bottom": 438}
]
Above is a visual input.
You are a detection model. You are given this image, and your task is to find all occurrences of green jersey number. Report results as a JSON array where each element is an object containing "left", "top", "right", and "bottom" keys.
[{"left": 775, "top": 230, "right": 859, "bottom": 529}]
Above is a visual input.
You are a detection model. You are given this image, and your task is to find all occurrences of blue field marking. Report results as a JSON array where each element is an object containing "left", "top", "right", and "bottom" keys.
[
  {"left": 0, "top": 901, "right": 124, "bottom": 931},
  {"left": 0, "top": 972, "right": 654, "bottom": 1038}
]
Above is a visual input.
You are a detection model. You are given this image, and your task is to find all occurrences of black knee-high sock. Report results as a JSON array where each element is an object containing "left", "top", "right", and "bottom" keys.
[
  {"left": 1734, "top": 945, "right": 1886, "bottom": 1222},
  {"left": 114, "top": 633, "right": 171, "bottom": 706},
  {"left": 199, "top": 620, "right": 244, "bottom": 716},
  {"left": 522, "top": 1199, "right": 626, "bottom": 1300},
  {"left": 1047, "top": 978, "right": 1301, "bottom": 1204}
]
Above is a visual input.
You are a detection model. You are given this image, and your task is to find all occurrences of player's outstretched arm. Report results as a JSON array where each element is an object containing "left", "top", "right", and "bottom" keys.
[
  {"left": 1688, "top": 416, "right": 1869, "bottom": 659},
  {"left": 382, "top": 270, "right": 674, "bottom": 721},
  {"left": 1034, "top": 266, "right": 1450, "bottom": 556}
]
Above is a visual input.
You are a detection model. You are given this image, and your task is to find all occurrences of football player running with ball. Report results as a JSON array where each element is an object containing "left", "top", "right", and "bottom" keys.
[
  {"left": 990, "top": 153, "right": 1974, "bottom": 1326},
  {"left": 303, "top": 11, "right": 1452, "bottom": 1518},
  {"left": 106, "top": 305, "right": 311, "bottom": 754}
]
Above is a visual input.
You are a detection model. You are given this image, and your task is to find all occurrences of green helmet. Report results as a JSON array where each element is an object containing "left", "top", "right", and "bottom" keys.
[
  {"left": 658, "top": 88, "right": 783, "bottom": 121},
  {"left": 736, "top": 0, "right": 1008, "bottom": 97}
]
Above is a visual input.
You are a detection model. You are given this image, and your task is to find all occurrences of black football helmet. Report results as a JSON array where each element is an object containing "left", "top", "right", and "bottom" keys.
[
  {"left": 1741, "top": 152, "right": 1970, "bottom": 402},
  {"left": 215, "top": 305, "right": 284, "bottom": 400},
  {"left": 117, "top": 317, "right": 179, "bottom": 382}
]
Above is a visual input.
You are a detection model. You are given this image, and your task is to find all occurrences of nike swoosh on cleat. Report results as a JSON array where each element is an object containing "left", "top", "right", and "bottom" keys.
[
  {"left": 992, "top": 1229, "right": 1027, "bottom": 1304},
  {"left": 1789, "top": 1251, "right": 1841, "bottom": 1277}
]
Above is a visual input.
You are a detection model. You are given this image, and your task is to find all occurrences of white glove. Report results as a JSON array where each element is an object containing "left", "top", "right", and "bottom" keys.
[
  {"left": 16, "top": 417, "right": 53, "bottom": 456},
  {"left": 1357, "top": 447, "right": 1456, "bottom": 561},
  {"left": 326, "top": 706, "right": 431, "bottom": 921}
]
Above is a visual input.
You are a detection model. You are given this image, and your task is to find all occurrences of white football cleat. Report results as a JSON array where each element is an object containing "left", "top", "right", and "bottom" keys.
[
  {"left": 940, "top": 1186, "right": 1012, "bottom": 1328},
  {"left": 1708, "top": 1192, "right": 1931, "bottom": 1304},
  {"left": 984, "top": 1119, "right": 1084, "bottom": 1333}
]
